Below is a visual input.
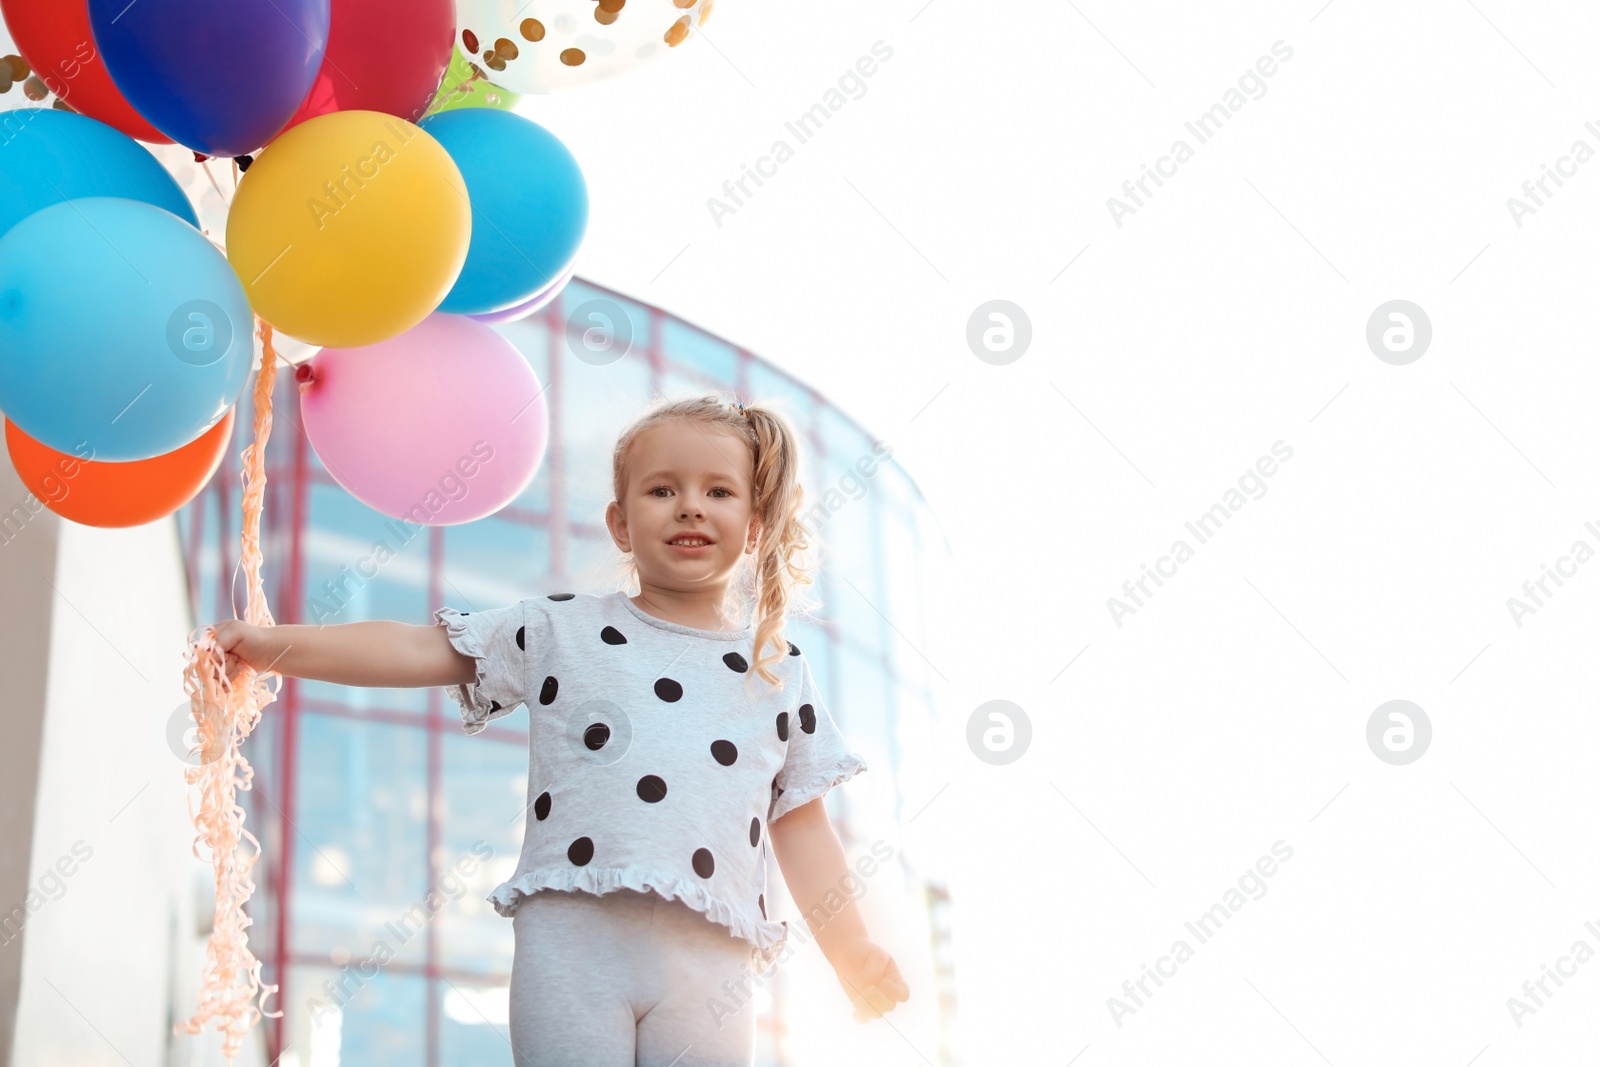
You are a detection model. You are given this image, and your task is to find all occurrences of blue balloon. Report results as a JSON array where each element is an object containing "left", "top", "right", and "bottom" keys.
[
  {"left": 419, "top": 109, "right": 589, "bottom": 316},
  {"left": 0, "top": 108, "right": 199, "bottom": 239},
  {"left": 0, "top": 198, "right": 254, "bottom": 461},
  {"left": 86, "top": 0, "right": 330, "bottom": 158}
]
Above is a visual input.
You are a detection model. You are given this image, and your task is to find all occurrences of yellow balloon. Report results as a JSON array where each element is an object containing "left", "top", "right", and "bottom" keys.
[{"left": 226, "top": 110, "right": 471, "bottom": 348}]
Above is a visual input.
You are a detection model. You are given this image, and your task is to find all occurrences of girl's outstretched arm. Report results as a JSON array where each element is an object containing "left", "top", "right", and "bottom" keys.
[
  {"left": 211, "top": 619, "right": 477, "bottom": 689},
  {"left": 769, "top": 797, "right": 911, "bottom": 1021}
]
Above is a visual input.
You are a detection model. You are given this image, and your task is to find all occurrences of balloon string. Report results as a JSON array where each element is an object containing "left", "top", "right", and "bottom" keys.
[
  {"left": 176, "top": 317, "right": 282, "bottom": 1063},
  {"left": 199, "top": 157, "right": 231, "bottom": 207}
]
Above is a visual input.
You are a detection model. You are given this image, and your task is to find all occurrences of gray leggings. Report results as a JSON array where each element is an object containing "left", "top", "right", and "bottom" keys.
[{"left": 510, "top": 887, "right": 759, "bottom": 1066}]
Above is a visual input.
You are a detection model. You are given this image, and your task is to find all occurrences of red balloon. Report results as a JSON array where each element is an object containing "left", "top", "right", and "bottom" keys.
[
  {"left": 278, "top": 0, "right": 455, "bottom": 133},
  {"left": 4, "top": 409, "right": 234, "bottom": 528},
  {"left": 1, "top": 0, "right": 171, "bottom": 143}
]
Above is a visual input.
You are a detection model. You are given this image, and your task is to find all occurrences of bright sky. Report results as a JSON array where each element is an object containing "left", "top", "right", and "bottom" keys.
[{"left": 11, "top": 1, "right": 1600, "bottom": 1061}]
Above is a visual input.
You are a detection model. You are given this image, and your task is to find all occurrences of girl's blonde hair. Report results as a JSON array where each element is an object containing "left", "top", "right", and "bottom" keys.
[{"left": 610, "top": 393, "right": 816, "bottom": 689}]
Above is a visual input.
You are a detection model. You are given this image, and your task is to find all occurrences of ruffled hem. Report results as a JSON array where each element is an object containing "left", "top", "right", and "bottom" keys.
[
  {"left": 434, "top": 607, "right": 516, "bottom": 736},
  {"left": 489, "top": 866, "right": 794, "bottom": 970},
  {"left": 769, "top": 752, "right": 869, "bottom": 823}
]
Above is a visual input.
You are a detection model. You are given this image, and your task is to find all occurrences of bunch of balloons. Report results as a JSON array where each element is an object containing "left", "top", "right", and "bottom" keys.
[{"left": 0, "top": 0, "right": 706, "bottom": 529}]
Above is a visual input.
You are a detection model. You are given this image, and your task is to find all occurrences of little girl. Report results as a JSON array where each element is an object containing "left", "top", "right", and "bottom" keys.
[{"left": 212, "top": 393, "right": 909, "bottom": 1066}]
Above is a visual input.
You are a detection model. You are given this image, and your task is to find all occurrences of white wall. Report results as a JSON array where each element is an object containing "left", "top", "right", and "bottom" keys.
[{"left": 1, "top": 444, "right": 266, "bottom": 1066}]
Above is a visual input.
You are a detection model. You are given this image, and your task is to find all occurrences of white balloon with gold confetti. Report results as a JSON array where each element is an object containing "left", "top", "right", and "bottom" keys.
[{"left": 453, "top": 0, "right": 714, "bottom": 94}]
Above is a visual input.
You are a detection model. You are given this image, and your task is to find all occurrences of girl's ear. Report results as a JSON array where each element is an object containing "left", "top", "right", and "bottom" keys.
[
  {"left": 605, "top": 500, "right": 630, "bottom": 552},
  {"left": 745, "top": 518, "right": 761, "bottom": 555}
]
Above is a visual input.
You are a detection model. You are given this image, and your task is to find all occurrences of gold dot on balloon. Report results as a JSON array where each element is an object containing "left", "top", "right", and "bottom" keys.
[
  {"left": 486, "top": 54, "right": 508, "bottom": 71},
  {"left": 664, "top": 15, "right": 691, "bottom": 46},
  {"left": 594, "top": 6, "right": 618, "bottom": 25},
  {"left": 698, "top": 0, "right": 714, "bottom": 25},
  {"left": 0, "top": 70, "right": 12, "bottom": 94},
  {"left": 462, "top": 28, "right": 480, "bottom": 53},
  {"left": 673, "top": 0, "right": 695, "bottom": 7},
  {"left": 51, "top": 96, "right": 73, "bottom": 112},
  {"left": 5, "top": 54, "right": 29, "bottom": 81},
  {"left": 559, "top": 47, "right": 586, "bottom": 66},
  {"left": 521, "top": 18, "right": 546, "bottom": 42},
  {"left": 495, "top": 37, "right": 519, "bottom": 60},
  {"left": 598, "top": 0, "right": 626, "bottom": 11},
  {"left": 22, "top": 75, "right": 46, "bottom": 101}
]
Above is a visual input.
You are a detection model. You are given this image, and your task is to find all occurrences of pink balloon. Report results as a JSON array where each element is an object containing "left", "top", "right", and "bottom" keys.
[
  {"left": 298, "top": 312, "right": 549, "bottom": 525},
  {"left": 468, "top": 265, "right": 576, "bottom": 325}
]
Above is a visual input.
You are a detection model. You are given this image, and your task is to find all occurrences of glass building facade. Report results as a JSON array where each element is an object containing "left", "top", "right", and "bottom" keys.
[{"left": 176, "top": 277, "right": 954, "bottom": 1066}]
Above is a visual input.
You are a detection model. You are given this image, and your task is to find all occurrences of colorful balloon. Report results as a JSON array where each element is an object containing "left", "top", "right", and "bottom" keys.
[
  {"left": 418, "top": 109, "right": 586, "bottom": 315},
  {"left": 0, "top": 107, "right": 198, "bottom": 240},
  {"left": 226, "top": 110, "right": 471, "bottom": 348},
  {"left": 453, "top": 0, "right": 713, "bottom": 95},
  {"left": 467, "top": 264, "right": 574, "bottom": 325},
  {"left": 424, "top": 46, "right": 522, "bottom": 116},
  {"left": 298, "top": 313, "right": 548, "bottom": 525},
  {"left": 4, "top": 407, "right": 235, "bottom": 527},
  {"left": 85, "top": 0, "right": 330, "bottom": 157},
  {"left": 0, "top": 0, "right": 171, "bottom": 142},
  {"left": 281, "top": 0, "right": 454, "bottom": 130},
  {"left": 0, "top": 197, "right": 253, "bottom": 461}
]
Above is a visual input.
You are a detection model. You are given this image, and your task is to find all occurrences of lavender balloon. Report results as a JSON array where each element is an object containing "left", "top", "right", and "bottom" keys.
[{"left": 467, "top": 266, "right": 575, "bottom": 325}]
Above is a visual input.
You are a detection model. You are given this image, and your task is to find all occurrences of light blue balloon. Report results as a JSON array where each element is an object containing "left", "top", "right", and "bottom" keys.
[
  {"left": 0, "top": 197, "right": 253, "bottom": 461},
  {"left": 0, "top": 107, "right": 200, "bottom": 240},
  {"left": 419, "top": 108, "right": 588, "bottom": 316}
]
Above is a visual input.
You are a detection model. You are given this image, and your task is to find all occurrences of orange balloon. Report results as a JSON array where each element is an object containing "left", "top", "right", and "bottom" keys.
[{"left": 4, "top": 409, "right": 235, "bottom": 528}]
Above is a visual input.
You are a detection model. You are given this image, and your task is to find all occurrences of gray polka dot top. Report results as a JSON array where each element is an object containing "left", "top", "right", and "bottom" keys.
[{"left": 434, "top": 590, "right": 869, "bottom": 969}]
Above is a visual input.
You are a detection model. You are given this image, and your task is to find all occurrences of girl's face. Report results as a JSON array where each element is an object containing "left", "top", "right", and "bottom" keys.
[{"left": 606, "top": 419, "right": 759, "bottom": 589}]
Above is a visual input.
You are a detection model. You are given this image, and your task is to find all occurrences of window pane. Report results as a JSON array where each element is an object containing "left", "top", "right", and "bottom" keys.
[
  {"left": 662, "top": 315, "right": 739, "bottom": 382},
  {"left": 291, "top": 714, "right": 430, "bottom": 965},
  {"left": 439, "top": 981, "right": 514, "bottom": 1061},
  {"left": 437, "top": 731, "right": 529, "bottom": 975},
  {"left": 284, "top": 964, "right": 427, "bottom": 1067}
]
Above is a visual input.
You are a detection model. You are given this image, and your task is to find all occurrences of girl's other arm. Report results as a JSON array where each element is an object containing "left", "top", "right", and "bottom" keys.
[
  {"left": 769, "top": 797, "right": 910, "bottom": 1021},
  {"left": 212, "top": 619, "right": 477, "bottom": 689}
]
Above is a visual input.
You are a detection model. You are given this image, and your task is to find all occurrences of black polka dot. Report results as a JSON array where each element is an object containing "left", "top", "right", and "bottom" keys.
[
  {"left": 710, "top": 739, "right": 738, "bottom": 766},
  {"left": 540, "top": 676, "right": 559, "bottom": 705},
  {"left": 655, "top": 678, "right": 683, "bottom": 702},
  {"left": 692, "top": 848, "right": 715, "bottom": 878},
  {"left": 799, "top": 703, "right": 816, "bottom": 734},
  {"left": 584, "top": 723, "right": 610, "bottom": 750},
  {"left": 534, "top": 791, "right": 551, "bottom": 820},
  {"left": 723, "top": 652, "right": 748, "bottom": 673},
  {"left": 549, "top": 593, "right": 575, "bottom": 601},
  {"left": 637, "top": 775, "right": 667, "bottom": 803},
  {"left": 601, "top": 625, "right": 628, "bottom": 645},
  {"left": 776, "top": 712, "right": 789, "bottom": 742},
  {"left": 460, "top": 613, "right": 470, "bottom": 617},
  {"left": 489, "top": 700, "right": 502, "bottom": 713},
  {"left": 568, "top": 837, "right": 594, "bottom": 865},
  {"left": 787, "top": 641, "right": 800, "bottom": 656},
  {"left": 515, "top": 626, "right": 525, "bottom": 650},
  {"left": 758, "top": 893, "right": 766, "bottom": 918},
  {"left": 749, "top": 817, "right": 760, "bottom": 846}
]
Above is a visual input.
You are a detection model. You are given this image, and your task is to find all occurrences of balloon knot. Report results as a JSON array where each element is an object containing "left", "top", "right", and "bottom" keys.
[
  {"left": 235, "top": 154, "right": 254, "bottom": 172},
  {"left": 193, "top": 152, "right": 207, "bottom": 163},
  {"left": 293, "top": 363, "right": 315, "bottom": 387}
]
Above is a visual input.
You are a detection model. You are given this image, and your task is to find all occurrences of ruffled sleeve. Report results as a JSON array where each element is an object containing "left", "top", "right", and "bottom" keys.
[
  {"left": 767, "top": 653, "right": 868, "bottom": 823},
  {"left": 434, "top": 602, "right": 530, "bottom": 735}
]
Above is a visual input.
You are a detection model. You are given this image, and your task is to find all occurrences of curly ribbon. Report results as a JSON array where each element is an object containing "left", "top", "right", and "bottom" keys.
[{"left": 176, "top": 316, "right": 283, "bottom": 1061}]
